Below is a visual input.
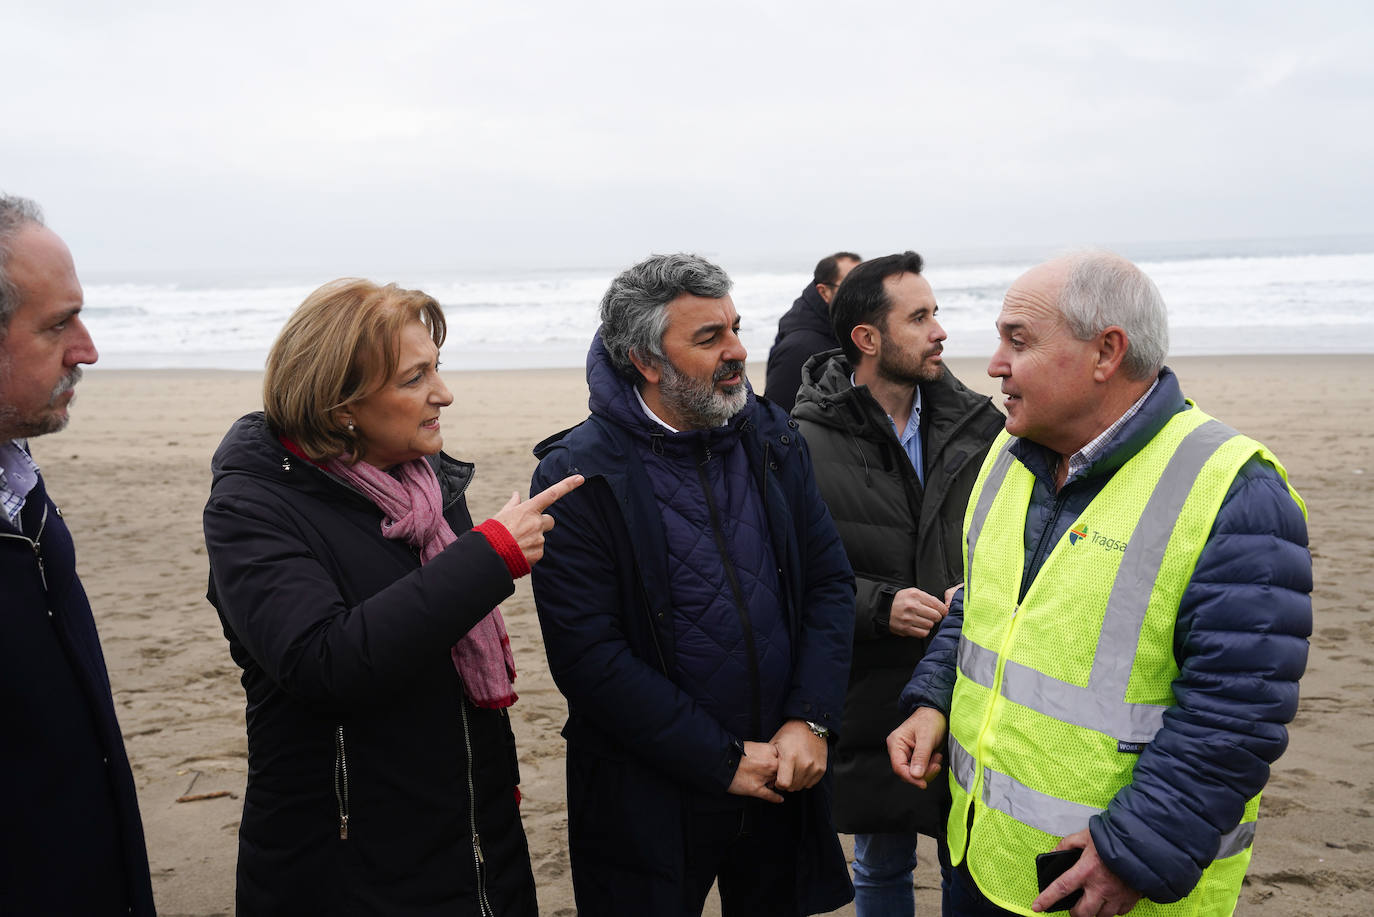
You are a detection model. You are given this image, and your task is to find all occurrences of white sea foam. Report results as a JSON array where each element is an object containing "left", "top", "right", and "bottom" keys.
[{"left": 80, "top": 243, "right": 1374, "bottom": 370}]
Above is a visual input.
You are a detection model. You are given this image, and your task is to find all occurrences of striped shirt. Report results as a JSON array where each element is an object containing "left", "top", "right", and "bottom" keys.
[{"left": 0, "top": 439, "right": 40, "bottom": 527}]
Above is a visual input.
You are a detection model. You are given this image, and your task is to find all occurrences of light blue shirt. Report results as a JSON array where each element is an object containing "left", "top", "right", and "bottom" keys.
[{"left": 853, "top": 375, "right": 924, "bottom": 485}]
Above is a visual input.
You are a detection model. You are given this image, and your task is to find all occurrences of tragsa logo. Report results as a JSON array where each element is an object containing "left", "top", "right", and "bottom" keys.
[{"left": 1068, "top": 523, "right": 1089, "bottom": 545}]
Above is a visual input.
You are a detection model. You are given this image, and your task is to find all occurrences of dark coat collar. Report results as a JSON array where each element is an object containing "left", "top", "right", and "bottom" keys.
[
  {"left": 211, "top": 412, "right": 474, "bottom": 510},
  {"left": 793, "top": 348, "right": 998, "bottom": 447}
]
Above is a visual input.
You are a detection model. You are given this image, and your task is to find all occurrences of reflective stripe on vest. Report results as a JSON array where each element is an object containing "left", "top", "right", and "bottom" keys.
[
  {"left": 947, "top": 730, "right": 1258, "bottom": 857},
  {"left": 946, "top": 406, "right": 1304, "bottom": 917}
]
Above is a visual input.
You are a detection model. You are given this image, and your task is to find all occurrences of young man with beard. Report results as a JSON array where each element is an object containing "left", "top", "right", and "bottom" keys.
[
  {"left": 792, "top": 251, "right": 1003, "bottom": 917},
  {"left": 530, "top": 253, "right": 857, "bottom": 916},
  {"left": 0, "top": 194, "right": 155, "bottom": 914}
]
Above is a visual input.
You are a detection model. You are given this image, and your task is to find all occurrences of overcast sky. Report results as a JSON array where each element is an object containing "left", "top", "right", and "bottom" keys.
[{"left": 4, "top": 0, "right": 1371, "bottom": 275}]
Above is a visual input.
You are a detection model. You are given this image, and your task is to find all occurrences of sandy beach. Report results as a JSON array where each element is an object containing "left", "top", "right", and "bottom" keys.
[{"left": 33, "top": 354, "right": 1373, "bottom": 916}]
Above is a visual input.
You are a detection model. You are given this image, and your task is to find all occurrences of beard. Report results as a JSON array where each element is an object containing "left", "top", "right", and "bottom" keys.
[
  {"left": 658, "top": 358, "right": 749, "bottom": 429},
  {"left": 0, "top": 366, "right": 82, "bottom": 441},
  {"left": 876, "top": 340, "right": 944, "bottom": 386}
]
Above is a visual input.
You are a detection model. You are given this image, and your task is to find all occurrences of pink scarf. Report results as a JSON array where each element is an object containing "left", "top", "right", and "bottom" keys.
[{"left": 325, "top": 455, "right": 517, "bottom": 709}]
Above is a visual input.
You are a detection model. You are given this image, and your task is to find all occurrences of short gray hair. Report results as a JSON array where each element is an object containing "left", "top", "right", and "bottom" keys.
[
  {"left": 0, "top": 194, "right": 46, "bottom": 337},
  {"left": 599, "top": 253, "right": 733, "bottom": 383},
  {"left": 1059, "top": 251, "right": 1168, "bottom": 380}
]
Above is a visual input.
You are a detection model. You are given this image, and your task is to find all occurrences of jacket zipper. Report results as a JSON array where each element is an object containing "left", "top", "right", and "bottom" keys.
[
  {"left": 759, "top": 440, "right": 796, "bottom": 654},
  {"left": 760, "top": 440, "right": 773, "bottom": 516},
  {"left": 696, "top": 445, "right": 763, "bottom": 741},
  {"left": 458, "top": 697, "right": 494, "bottom": 917},
  {"left": 973, "top": 461, "right": 1063, "bottom": 804},
  {"left": 334, "top": 726, "right": 350, "bottom": 839},
  {"left": 972, "top": 601, "right": 1025, "bottom": 805},
  {"left": 1020, "top": 487, "right": 1073, "bottom": 602},
  {"left": 2, "top": 502, "right": 50, "bottom": 592}
]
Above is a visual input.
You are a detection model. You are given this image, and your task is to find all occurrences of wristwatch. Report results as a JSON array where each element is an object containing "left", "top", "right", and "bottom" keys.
[{"left": 805, "top": 720, "right": 831, "bottom": 739}]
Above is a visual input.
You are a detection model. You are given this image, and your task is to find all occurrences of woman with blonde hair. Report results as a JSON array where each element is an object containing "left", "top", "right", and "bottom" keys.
[{"left": 204, "top": 278, "right": 580, "bottom": 915}]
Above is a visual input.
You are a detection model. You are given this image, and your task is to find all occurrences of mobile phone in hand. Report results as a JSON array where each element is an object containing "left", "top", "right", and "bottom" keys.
[{"left": 1035, "top": 848, "right": 1084, "bottom": 912}]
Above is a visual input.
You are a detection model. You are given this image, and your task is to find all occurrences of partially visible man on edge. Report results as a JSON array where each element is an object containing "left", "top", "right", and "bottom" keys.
[
  {"left": 793, "top": 251, "right": 1003, "bottom": 916},
  {"left": 765, "top": 251, "right": 861, "bottom": 410},
  {"left": 530, "top": 253, "right": 856, "bottom": 916},
  {"left": 887, "top": 251, "right": 1312, "bottom": 917},
  {"left": 0, "top": 194, "right": 156, "bottom": 915}
]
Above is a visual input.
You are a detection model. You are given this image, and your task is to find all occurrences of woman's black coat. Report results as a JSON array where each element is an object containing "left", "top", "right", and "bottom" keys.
[{"left": 203, "top": 413, "right": 537, "bottom": 916}]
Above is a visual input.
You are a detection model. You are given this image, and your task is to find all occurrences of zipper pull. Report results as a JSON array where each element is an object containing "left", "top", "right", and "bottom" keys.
[
  {"left": 1010, "top": 604, "right": 1019, "bottom": 619},
  {"left": 33, "top": 544, "right": 48, "bottom": 592},
  {"left": 339, "top": 815, "right": 349, "bottom": 840},
  {"left": 473, "top": 832, "right": 484, "bottom": 863}
]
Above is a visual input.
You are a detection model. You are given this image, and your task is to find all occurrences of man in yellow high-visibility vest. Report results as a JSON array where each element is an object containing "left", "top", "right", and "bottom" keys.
[{"left": 886, "top": 251, "right": 1312, "bottom": 917}]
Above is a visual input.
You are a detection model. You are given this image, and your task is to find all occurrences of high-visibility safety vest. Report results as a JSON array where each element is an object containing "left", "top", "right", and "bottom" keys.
[{"left": 947, "top": 406, "right": 1306, "bottom": 917}]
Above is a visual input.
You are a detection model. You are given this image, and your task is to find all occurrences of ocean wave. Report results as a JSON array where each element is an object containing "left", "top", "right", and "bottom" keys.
[{"left": 79, "top": 246, "right": 1374, "bottom": 368}]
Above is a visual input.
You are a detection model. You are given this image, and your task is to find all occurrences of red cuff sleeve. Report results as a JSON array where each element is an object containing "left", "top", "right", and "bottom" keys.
[{"left": 473, "top": 519, "right": 531, "bottom": 579}]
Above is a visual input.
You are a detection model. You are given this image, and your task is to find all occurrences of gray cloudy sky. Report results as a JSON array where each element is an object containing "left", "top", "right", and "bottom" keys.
[{"left": 4, "top": 0, "right": 1371, "bottom": 274}]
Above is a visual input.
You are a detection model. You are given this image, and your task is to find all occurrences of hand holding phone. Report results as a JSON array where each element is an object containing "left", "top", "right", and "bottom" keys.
[
  {"left": 1035, "top": 848, "right": 1084, "bottom": 912},
  {"left": 1032, "top": 830, "right": 1142, "bottom": 915}
]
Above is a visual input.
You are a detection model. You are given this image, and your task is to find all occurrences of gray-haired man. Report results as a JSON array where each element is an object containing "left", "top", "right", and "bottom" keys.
[
  {"left": 0, "top": 193, "right": 155, "bottom": 914},
  {"left": 530, "top": 253, "right": 857, "bottom": 916},
  {"left": 888, "top": 252, "right": 1311, "bottom": 916}
]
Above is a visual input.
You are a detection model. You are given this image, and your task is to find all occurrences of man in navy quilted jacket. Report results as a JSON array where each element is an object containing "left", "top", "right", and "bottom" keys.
[
  {"left": 0, "top": 193, "right": 155, "bottom": 915},
  {"left": 531, "top": 253, "right": 857, "bottom": 916}
]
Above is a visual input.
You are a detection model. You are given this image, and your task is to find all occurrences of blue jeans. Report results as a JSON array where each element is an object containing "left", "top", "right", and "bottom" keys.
[{"left": 852, "top": 832, "right": 919, "bottom": 917}]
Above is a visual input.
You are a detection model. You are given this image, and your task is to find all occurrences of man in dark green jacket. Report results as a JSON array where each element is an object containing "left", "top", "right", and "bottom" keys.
[{"left": 792, "top": 251, "right": 1003, "bottom": 917}]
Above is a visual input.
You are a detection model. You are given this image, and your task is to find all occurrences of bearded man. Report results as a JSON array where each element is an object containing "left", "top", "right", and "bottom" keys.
[
  {"left": 530, "top": 253, "right": 857, "bottom": 916},
  {"left": 792, "top": 251, "right": 1003, "bottom": 916}
]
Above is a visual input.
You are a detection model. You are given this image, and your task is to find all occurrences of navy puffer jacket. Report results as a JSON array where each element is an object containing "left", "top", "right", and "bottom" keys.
[
  {"left": 901, "top": 368, "right": 1312, "bottom": 903},
  {"left": 633, "top": 391, "right": 792, "bottom": 743}
]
